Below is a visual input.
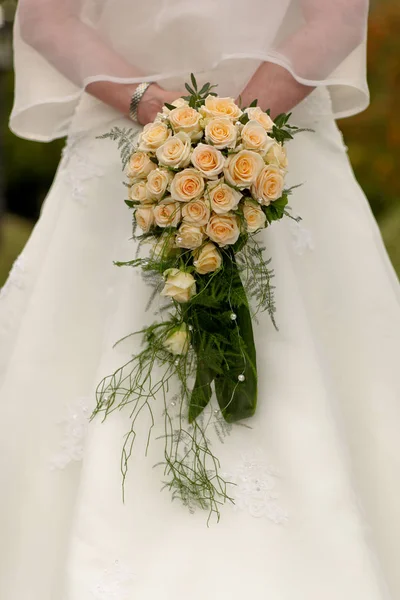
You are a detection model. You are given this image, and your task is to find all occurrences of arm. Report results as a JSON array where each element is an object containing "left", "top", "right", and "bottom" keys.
[
  {"left": 17, "top": 0, "right": 184, "bottom": 124},
  {"left": 238, "top": 0, "right": 368, "bottom": 116}
]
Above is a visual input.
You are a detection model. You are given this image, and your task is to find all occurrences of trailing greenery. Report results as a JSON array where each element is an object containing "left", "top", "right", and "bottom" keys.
[{"left": 96, "top": 127, "right": 140, "bottom": 170}]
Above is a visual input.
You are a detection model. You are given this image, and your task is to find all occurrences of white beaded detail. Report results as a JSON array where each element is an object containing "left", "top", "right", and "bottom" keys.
[
  {"left": 225, "top": 450, "right": 288, "bottom": 523},
  {"left": 50, "top": 396, "right": 90, "bottom": 469},
  {"left": 90, "top": 559, "right": 135, "bottom": 600}
]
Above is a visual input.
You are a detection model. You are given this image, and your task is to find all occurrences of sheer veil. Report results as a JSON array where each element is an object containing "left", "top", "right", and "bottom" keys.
[{"left": 10, "top": 0, "right": 369, "bottom": 141}]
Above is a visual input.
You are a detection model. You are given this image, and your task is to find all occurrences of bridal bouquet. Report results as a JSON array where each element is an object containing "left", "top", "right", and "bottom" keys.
[{"left": 93, "top": 76, "right": 303, "bottom": 521}]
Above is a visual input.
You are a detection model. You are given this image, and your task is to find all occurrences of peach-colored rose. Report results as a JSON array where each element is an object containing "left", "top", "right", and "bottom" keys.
[
  {"left": 161, "top": 268, "right": 196, "bottom": 303},
  {"left": 153, "top": 197, "right": 181, "bottom": 228},
  {"left": 127, "top": 151, "right": 156, "bottom": 179},
  {"left": 168, "top": 106, "right": 203, "bottom": 141},
  {"left": 207, "top": 179, "right": 242, "bottom": 214},
  {"left": 204, "top": 117, "right": 238, "bottom": 149},
  {"left": 191, "top": 144, "right": 225, "bottom": 179},
  {"left": 175, "top": 223, "right": 205, "bottom": 249},
  {"left": 244, "top": 106, "right": 274, "bottom": 131},
  {"left": 265, "top": 142, "right": 288, "bottom": 170},
  {"left": 242, "top": 199, "right": 267, "bottom": 232},
  {"left": 156, "top": 132, "right": 192, "bottom": 169},
  {"left": 146, "top": 168, "right": 173, "bottom": 201},
  {"left": 240, "top": 120, "right": 274, "bottom": 155},
  {"left": 200, "top": 95, "right": 242, "bottom": 121},
  {"left": 182, "top": 198, "right": 210, "bottom": 226},
  {"left": 206, "top": 213, "right": 240, "bottom": 246},
  {"left": 135, "top": 205, "right": 155, "bottom": 232},
  {"left": 137, "top": 121, "right": 171, "bottom": 152},
  {"left": 161, "top": 97, "right": 189, "bottom": 116},
  {"left": 170, "top": 168, "right": 205, "bottom": 202},
  {"left": 129, "top": 180, "right": 149, "bottom": 203},
  {"left": 223, "top": 150, "right": 265, "bottom": 188},
  {"left": 193, "top": 242, "right": 222, "bottom": 274},
  {"left": 251, "top": 165, "right": 285, "bottom": 205}
]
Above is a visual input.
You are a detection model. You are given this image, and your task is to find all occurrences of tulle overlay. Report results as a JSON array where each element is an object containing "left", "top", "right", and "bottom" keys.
[
  {"left": 1, "top": 88, "right": 400, "bottom": 599},
  {"left": 10, "top": 0, "right": 369, "bottom": 140}
]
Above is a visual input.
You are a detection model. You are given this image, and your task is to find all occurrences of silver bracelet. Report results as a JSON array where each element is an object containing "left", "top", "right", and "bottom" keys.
[{"left": 129, "top": 82, "right": 152, "bottom": 123}]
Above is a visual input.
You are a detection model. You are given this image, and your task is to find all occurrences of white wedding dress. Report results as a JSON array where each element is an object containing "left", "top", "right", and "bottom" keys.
[{"left": 1, "top": 1, "right": 400, "bottom": 599}]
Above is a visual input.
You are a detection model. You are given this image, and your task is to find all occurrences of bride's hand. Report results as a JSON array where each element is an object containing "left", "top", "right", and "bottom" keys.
[{"left": 137, "top": 83, "right": 185, "bottom": 125}]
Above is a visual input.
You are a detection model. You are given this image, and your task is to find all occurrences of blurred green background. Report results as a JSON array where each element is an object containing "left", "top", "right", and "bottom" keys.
[{"left": 0, "top": 0, "right": 399, "bottom": 287}]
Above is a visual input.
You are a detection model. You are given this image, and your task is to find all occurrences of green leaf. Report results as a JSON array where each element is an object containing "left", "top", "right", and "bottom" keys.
[
  {"left": 188, "top": 363, "right": 214, "bottom": 423},
  {"left": 239, "top": 113, "right": 250, "bottom": 125},
  {"left": 274, "top": 112, "right": 288, "bottom": 128},
  {"left": 185, "top": 83, "right": 196, "bottom": 95},
  {"left": 190, "top": 73, "right": 198, "bottom": 91},
  {"left": 214, "top": 302, "right": 257, "bottom": 422},
  {"left": 264, "top": 194, "right": 289, "bottom": 223},
  {"left": 164, "top": 102, "right": 176, "bottom": 110},
  {"left": 198, "top": 82, "right": 210, "bottom": 95},
  {"left": 124, "top": 200, "right": 136, "bottom": 208},
  {"left": 249, "top": 99, "right": 258, "bottom": 107}
]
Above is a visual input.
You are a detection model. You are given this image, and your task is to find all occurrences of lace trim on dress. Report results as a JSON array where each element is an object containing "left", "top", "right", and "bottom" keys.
[
  {"left": 289, "top": 220, "right": 315, "bottom": 256},
  {"left": 225, "top": 450, "right": 288, "bottom": 523},
  {"left": 90, "top": 559, "right": 135, "bottom": 600},
  {"left": 50, "top": 396, "right": 90, "bottom": 469}
]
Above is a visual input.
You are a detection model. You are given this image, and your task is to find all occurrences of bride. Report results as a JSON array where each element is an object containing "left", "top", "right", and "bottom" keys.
[{"left": 1, "top": 0, "right": 399, "bottom": 598}]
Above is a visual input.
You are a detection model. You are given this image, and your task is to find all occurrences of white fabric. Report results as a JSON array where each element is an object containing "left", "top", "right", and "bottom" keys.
[
  {"left": 1, "top": 87, "right": 400, "bottom": 599},
  {"left": 9, "top": 0, "right": 370, "bottom": 141}
]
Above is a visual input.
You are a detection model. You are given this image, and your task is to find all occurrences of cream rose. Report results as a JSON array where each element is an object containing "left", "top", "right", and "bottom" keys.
[
  {"left": 240, "top": 120, "right": 274, "bottom": 155},
  {"left": 146, "top": 168, "right": 173, "bottom": 201},
  {"left": 168, "top": 106, "right": 203, "bottom": 141},
  {"left": 251, "top": 165, "right": 285, "bottom": 205},
  {"left": 153, "top": 197, "right": 181, "bottom": 228},
  {"left": 175, "top": 223, "right": 205, "bottom": 249},
  {"left": 190, "top": 144, "right": 225, "bottom": 180},
  {"left": 129, "top": 180, "right": 149, "bottom": 203},
  {"left": 207, "top": 180, "right": 242, "bottom": 214},
  {"left": 182, "top": 198, "right": 210, "bottom": 226},
  {"left": 161, "top": 97, "right": 189, "bottom": 116},
  {"left": 135, "top": 205, "right": 155, "bottom": 232},
  {"left": 127, "top": 151, "right": 156, "bottom": 179},
  {"left": 170, "top": 168, "right": 205, "bottom": 203},
  {"left": 161, "top": 269, "right": 196, "bottom": 303},
  {"left": 163, "top": 324, "right": 190, "bottom": 355},
  {"left": 156, "top": 132, "right": 192, "bottom": 169},
  {"left": 265, "top": 142, "right": 288, "bottom": 170},
  {"left": 193, "top": 242, "right": 222, "bottom": 275},
  {"left": 244, "top": 106, "right": 274, "bottom": 131},
  {"left": 223, "top": 150, "right": 265, "bottom": 188},
  {"left": 200, "top": 95, "right": 242, "bottom": 121},
  {"left": 206, "top": 213, "right": 240, "bottom": 246},
  {"left": 204, "top": 117, "right": 238, "bottom": 149},
  {"left": 242, "top": 199, "right": 267, "bottom": 233},
  {"left": 137, "top": 121, "right": 171, "bottom": 152}
]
